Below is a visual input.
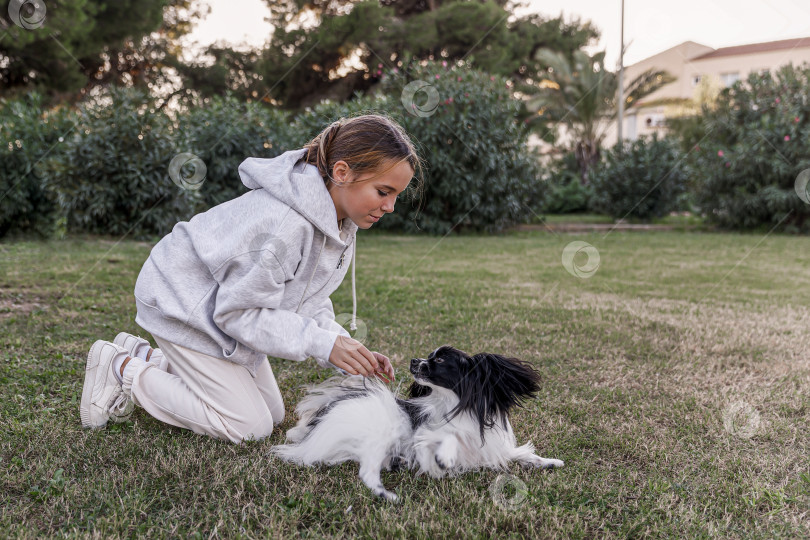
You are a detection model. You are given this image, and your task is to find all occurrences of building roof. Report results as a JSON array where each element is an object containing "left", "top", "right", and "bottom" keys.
[{"left": 692, "top": 37, "right": 810, "bottom": 60}]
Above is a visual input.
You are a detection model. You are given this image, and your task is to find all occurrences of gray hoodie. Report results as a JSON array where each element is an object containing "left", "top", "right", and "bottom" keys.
[{"left": 134, "top": 148, "right": 357, "bottom": 377}]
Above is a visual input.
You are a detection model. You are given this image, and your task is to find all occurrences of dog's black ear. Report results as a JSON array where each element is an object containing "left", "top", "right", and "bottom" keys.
[
  {"left": 408, "top": 381, "right": 432, "bottom": 399},
  {"left": 476, "top": 353, "right": 541, "bottom": 404},
  {"left": 448, "top": 353, "right": 541, "bottom": 444}
]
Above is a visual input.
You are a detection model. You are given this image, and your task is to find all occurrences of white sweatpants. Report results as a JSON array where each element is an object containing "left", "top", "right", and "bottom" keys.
[{"left": 123, "top": 335, "right": 285, "bottom": 444}]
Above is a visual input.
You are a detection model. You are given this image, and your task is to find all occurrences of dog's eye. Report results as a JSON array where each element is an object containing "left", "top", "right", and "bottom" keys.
[{"left": 435, "top": 358, "right": 444, "bottom": 363}]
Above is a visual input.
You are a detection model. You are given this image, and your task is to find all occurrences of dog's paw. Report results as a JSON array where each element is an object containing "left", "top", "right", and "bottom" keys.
[
  {"left": 537, "top": 458, "right": 564, "bottom": 469},
  {"left": 375, "top": 489, "right": 399, "bottom": 503},
  {"left": 435, "top": 452, "right": 456, "bottom": 470},
  {"left": 435, "top": 440, "right": 458, "bottom": 470}
]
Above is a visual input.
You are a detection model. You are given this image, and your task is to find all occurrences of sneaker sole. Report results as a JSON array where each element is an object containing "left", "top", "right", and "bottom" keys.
[{"left": 80, "top": 340, "right": 103, "bottom": 429}]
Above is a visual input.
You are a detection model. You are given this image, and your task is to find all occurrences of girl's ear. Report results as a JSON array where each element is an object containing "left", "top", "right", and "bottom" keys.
[{"left": 332, "top": 160, "right": 351, "bottom": 184}]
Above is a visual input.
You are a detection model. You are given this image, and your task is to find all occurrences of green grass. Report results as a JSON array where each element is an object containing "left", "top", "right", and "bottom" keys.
[
  {"left": 534, "top": 213, "right": 615, "bottom": 225},
  {"left": 532, "top": 213, "right": 707, "bottom": 229},
  {"left": 2, "top": 230, "right": 809, "bottom": 538}
]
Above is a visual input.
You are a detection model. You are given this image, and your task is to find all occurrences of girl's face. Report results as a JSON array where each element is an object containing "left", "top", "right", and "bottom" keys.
[{"left": 328, "top": 159, "right": 413, "bottom": 229}]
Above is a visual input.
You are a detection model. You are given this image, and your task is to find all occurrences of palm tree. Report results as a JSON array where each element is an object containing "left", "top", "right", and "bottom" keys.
[{"left": 528, "top": 49, "right": 675, "bottom": 183}]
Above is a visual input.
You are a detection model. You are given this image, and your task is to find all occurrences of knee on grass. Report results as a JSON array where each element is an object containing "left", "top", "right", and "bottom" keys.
[{"left": 231, "top": 414, "right": 276, "bottom": 444}]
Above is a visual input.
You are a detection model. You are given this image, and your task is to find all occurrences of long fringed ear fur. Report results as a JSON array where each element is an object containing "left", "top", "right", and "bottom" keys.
[{"left": 447, "top": 353, "right": 541, "bottom": 444}]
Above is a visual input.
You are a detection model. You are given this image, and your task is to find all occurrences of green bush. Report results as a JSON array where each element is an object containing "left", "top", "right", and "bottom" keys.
[
  {"left": 689, "top": 65, "right": 810, "bottom": 232},
  {"left": 541, "top": 152, "right": 592, "bottom": 214},
  {"left": 4, "top": 62, "right": 546, "bottom": 238},
  {"left": 289, "top": 93, "right": 384, "bottom": 148},
  {"left": 0, "top": 94, "right": 76, "bottom": 239},
  {"left": 176, "top": 95, "right": 297, "bottom": 208},
  {"left": 42, "top": 87, "right": 195, "bottom": 240},
  {"left": 288, "top": 62, "right": 545, "bottom": 234},
  {"left": 375, "top": 60, "right": 544, "bottom": 233},
  {"left": 589, "top": 135, "right": 687, "bottom": 221}
]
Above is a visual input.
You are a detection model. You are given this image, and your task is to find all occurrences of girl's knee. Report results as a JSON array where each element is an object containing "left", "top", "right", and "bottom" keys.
[
  {"left": 270, "top": 404, "right": 285, "bottom": 426},
  {"left": 234, "top": 414, "right": 275, "bottom": 443}
]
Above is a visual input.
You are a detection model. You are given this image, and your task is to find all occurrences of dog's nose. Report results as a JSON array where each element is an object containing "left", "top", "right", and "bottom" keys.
[{"left": 410, "top": 358, "right": 422, "bottom": 373}]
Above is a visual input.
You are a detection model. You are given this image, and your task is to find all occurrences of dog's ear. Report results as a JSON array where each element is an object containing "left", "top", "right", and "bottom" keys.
[
  {"left": 449, "top": 353, "right": 542, "bottom": 443},
  {"left": 474, "top": 353, "right": 541, "bottom": 404},
  {"left": 408, "top": 381, "right": 432, "bottom": 399}
]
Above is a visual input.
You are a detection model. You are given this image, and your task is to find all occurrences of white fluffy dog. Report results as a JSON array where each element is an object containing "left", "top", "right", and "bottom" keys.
[{"left": 270, "top": 345, "right": 564, "bottom": 501}]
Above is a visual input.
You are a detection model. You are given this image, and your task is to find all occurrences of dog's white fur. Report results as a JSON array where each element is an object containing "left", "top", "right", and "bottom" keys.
[{"left": 271, "top": 376, "right": 563, "bottom": 501}]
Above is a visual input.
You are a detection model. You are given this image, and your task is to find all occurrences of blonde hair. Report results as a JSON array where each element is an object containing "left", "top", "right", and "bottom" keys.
[{"left": 302, "top": 114, "right": 425, "bottom": 202}]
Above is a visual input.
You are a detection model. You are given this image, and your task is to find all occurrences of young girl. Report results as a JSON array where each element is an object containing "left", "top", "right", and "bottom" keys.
[{"left": 80, "top": 114, "right": 423, "bottom": 444}]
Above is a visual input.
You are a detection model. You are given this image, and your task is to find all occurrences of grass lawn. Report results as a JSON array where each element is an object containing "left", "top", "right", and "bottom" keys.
[
  {"left": 1, "top": 230, "right": 809, "bottom": 538},
  {"left": 533, "top": 213, "right": 707, "bottom": 229}
]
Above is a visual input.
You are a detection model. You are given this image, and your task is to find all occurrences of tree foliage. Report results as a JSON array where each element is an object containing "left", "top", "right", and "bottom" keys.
[
  {"left": 0, "top": 0, "right": 206, "bottom": 102},
  {"left": 528, "top": 48, "right": 675, "bottom": 182},
  {"left": 249, "top": 0, "right": 598, "bottom": 109}
]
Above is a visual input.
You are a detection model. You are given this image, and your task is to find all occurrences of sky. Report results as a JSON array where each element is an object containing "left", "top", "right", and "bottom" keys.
[{"left": 183, "top": 0, "right": 810, "bottom": 68}]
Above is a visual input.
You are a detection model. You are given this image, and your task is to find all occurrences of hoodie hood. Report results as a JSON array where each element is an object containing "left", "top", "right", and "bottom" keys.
[
  {"left": 238, "top": 148, "right": 361, "bottom": 333},
  {"left": 238, "top": 148, "right": 358, "bottom": 245}
]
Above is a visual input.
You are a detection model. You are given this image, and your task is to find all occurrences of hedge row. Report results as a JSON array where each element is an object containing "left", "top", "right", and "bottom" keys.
[
  {"left": 544, "top": 63, "right": 810, "bottom": 232},
  {"left": 0, "top": 61, "right": 542, "bottom": 240},
  {"left": 5, "top": 62, "right": 810, "bottom": 238}
]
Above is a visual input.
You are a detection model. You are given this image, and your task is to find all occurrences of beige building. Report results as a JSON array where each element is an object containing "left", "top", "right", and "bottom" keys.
[{"left": 608, "top": 36, "right": 810, "bottom": 145}]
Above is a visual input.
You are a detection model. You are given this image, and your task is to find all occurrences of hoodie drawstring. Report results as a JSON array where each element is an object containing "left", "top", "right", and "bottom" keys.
[{"left": 350, "top": 235, "right": 357, "bottom": 331}]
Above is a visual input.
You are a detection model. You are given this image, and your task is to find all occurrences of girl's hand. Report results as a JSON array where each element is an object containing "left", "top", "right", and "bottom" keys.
[
  {"left": 328, "top": 337, "right": 395, "bottom": 382},
  {"left": 372, "top": 352, "right": 395, "bottom": 383},
  {"left": 329, "top": 335, "right": 380, "bottom": 377}
]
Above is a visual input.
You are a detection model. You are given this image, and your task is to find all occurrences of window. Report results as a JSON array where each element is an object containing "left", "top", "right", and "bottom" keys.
[
  {"left": 645, "top": 113, "right": 666, "bottom": 128},
  {"left": 692, "top": 74, "right": 702, "bottom": 86},
  {"left": 720, "top": 72, "right": 740, "bottom": 87}
]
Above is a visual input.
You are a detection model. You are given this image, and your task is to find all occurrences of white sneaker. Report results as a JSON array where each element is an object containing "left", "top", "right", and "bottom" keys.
[
  {"left": 114, "top": 332, "right": 163, "bottom": 367},
  {"left": 80, "top": 340, "right": 134, "bottom": 428},
  {"left": 110, "top": 332, "right": 165, "bottom": 424}
]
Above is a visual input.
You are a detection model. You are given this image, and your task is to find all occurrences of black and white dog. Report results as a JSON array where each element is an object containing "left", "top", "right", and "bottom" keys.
[{"left": 270, "top": 346, "right": 564, "bottom": 501}]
